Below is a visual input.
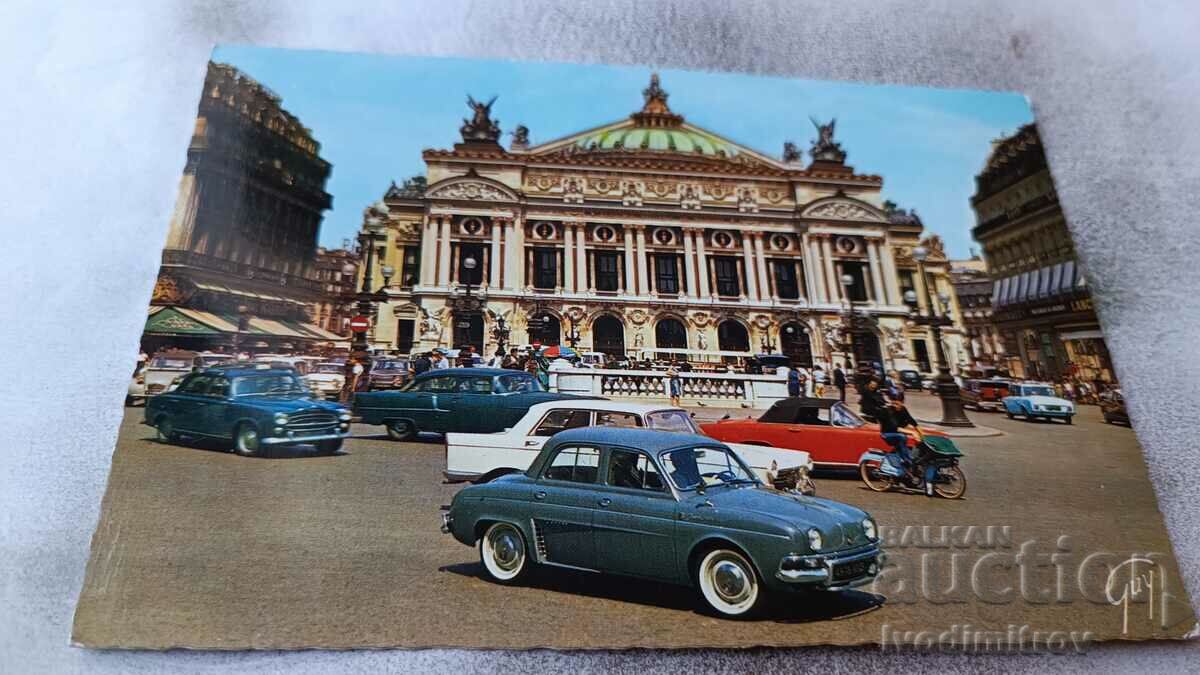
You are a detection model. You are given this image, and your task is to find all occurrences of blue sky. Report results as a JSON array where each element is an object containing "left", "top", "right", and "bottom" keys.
[{"left": 212, "top": 46, "right": 1034, "bottom": 258}]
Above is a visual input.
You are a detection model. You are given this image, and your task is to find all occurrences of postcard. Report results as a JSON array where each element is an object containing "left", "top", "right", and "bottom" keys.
[{"left": 72, "top": 47, "right": 1195, "bottom": 651}]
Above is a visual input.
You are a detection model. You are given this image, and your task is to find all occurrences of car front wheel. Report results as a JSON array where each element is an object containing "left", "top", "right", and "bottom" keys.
[
  {"left": 385, "top": 419, "right": 417, "bottom": 441},
  {"left": 696, "top": 548, "right": 762, "bottom": 618},
  {"left": 234, "top": 423, "right": 261, "bottom": 457},
  {"left": 156, "top": 417, "right": 177, "bottom": 444},
  {"left": 479, "top": 522, "right": 530, "bottom": 584}
]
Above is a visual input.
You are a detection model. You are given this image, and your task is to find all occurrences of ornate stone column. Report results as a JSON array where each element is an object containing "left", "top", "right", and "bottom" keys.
[
  {"left": 753, "top": 232, "right": 770, "bottom": 300},
  {"left": 880, "top": 239, "right": 901, "bottom": 305},
  {"left": 805, "top": 235, "right": 825, "bottom": 303},
  {"left": 694, "top": 229, "right": 711, "bottom": 298},
  {"left": 682, "top": 227, "right": 698, "bottom": 298},
  {"left": 820, "top": 235, "right": 838, "bottom": 303},
  {"left": 622, "top": 225, "right": 635, "bottom": 293},
  {"left": 489, "top": 217, "right": 503, "bottom": 288},
  {"left": 867, "top": 238, "right": 887, "bottom": 304},
  {"left": 575, "top": 223, "right": 588, "bottom": 292},
  {"left": 503, "top": 217, "right": 521, "bottom": 290},
  {"left": 437, "top": 215, "right": 453, "bottom": 287},
  {"left": 741, "top": 234, "right": 759, "bottom": 301},
  {"left": 563, "top": 223, "right": 575, "bottom": 293},
  {"left": 419, "top": 215, "right": 439, "bottom": 287},
  {"left": 634, "top": 225, "right": 648, "bottom": 295}
]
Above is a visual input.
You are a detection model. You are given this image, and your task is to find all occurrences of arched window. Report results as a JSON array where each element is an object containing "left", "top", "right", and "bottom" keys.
[
  {"left": 592, "top": 315, "right": 625, "bottom": 356},
  {"left": 528, "top": 313, "right": 561, "bottom": 347},
  {"left": 655, "top": 318, "right": 688, "bottom": 350},
  {"left": 717, "top": 320, "right": 750, "bottom": 352}
]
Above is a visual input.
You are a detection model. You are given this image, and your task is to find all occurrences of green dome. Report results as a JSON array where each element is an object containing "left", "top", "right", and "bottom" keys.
[{"left": 575, "top": 126, "right": 738, "bottom": 157}]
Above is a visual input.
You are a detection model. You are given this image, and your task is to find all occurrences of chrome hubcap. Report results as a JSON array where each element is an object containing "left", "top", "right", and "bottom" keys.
[
  {"left": 490, "top": 530, "right": 522, "bottom": 571},
  {"left": 240, "top": 429, "right": 258, "bottom": 451},
  {"left": 711, "top": 559, "right": 750, "bottom": 602}
]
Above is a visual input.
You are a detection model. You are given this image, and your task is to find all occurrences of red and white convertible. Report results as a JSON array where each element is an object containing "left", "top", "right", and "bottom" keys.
[{"left": 701, "top": 397, "right": 948, "bottom": 470}]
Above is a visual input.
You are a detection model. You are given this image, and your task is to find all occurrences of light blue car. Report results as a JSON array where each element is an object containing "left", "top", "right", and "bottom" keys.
[{"left": 1002, "top": 383, "right": 1075, "bottom": 424}]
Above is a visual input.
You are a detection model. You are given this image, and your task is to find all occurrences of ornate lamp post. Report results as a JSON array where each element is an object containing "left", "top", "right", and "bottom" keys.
[
  {"left": 490, "top": 315, "right": 511, "bottom": 354},
  {"left": 906, "top": 246, "right": 973, "bottom": 427},
  {"left": 232, "top": 304, "right": 250, "bottom": 359},
  {"left": 565, "top": 319, "right": 581, "bottom": 349}
]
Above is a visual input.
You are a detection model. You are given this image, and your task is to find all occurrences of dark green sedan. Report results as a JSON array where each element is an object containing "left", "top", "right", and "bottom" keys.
[
  {"left": 144, "top": 365, "right": 352, "bottom": 456},
  {"left": 353, "top": 367, "right": 592, "bottom": 441},
  {"left": 442, "top": 427, "right": 883, "bottom": 617}
]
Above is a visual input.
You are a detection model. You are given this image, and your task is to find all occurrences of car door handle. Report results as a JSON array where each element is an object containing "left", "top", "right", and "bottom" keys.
[
  {"left": 534, "top": 491, "right": 546, "bottom": 500},
  {"left": 524, "top": 440, "right": 540, "bottom": 447},
  {"left": 598, "top": 498, "right": 611, "bottom": 507}
]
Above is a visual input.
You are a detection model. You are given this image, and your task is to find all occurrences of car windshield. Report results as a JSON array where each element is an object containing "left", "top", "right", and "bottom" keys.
[
  {"left": 830, "top": 401, "right": 865, "bottom": 428},
  {"left": 314, "top": 364, "right": 342, "bottom": 374},
  {"left": 150, "top": 357, "right": 192, "bottom": 369},
  {"left": 659, "top": 446, "right": 758, "bottom": 491},
  {"left": 1023, "top": 386, "right": 1055, "bottom": 397},
  {"left": 646, "top": 409, "right": 700, "bottom": 434},
  {"left": 495, "top": 373, "right": 543, "bottom": 393},
  {"left": 233, "top": 374, "right": 307, "bottom": 397},
  {"left": 375, "top": 361, "right": 405, "bottom": 370}
]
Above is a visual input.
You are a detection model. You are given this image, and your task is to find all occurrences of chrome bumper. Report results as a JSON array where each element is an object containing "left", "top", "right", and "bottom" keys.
[
  {"left": 261, "top": 430, "right": 349, "bottom": 445},
  {"left": 775, "top": 543, "right": 884, "bottom": 590}
]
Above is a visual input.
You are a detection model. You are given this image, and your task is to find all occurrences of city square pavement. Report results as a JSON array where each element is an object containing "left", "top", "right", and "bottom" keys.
[{"left": 73, "top": 394, "right": 1194, "bottom": 650}]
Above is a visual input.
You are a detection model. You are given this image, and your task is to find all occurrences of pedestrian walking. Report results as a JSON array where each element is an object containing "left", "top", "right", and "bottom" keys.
[
  {"left": 667, "top": 364, "right": 683, "bottom": 407},
  {"left": 430, "top": 350, "right": 449, "bottom": 370},
  {"left": 833, "top": 362, "right": 848, "bottom": 402},
  {"left": 787, "top": 365, "right": 802, "bottom": 398},
  {"left": 410, "top": 351, "right": 432, "bottom": 377}
]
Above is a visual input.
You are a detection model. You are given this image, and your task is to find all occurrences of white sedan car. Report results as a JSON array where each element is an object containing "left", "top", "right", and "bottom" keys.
[{"left": 445, "top": 400, "right": 815, "bottom": 494}]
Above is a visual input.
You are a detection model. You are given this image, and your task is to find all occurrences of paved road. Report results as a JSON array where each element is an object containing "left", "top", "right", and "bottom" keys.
[{"left": 73, "top": 396, "right": 1193, "bottom": 649}]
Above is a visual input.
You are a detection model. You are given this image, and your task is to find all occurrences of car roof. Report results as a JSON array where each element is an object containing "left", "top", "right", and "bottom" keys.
[
  {"left": 524, "top": 400, "right": 683, "bottom": 415},
  {"left": 200, "top": 366, "right": 296, "bottom": 377},
  {"left": 414, "top": 367, "right": 517, "bottom": 379},
  {"left": 549, "top": 427, "right": 724, "bottom": 453}
]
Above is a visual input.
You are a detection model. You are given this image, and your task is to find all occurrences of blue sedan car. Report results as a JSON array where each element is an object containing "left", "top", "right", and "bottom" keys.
[
  {"left": 1001, "top": 383, "right": 1076, "bottom": 424},
  {"left": 144, "top": 365, "right": 352, "bottom": 456}
]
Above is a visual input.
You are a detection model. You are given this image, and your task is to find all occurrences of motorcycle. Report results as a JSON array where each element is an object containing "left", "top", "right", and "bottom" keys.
[{"left": 857, "top": 427, "right": 967, "bottom": 499}]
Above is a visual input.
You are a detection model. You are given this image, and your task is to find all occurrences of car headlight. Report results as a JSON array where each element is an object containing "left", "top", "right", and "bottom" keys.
[
  {"left": 807, "top": 527, "right": 823, "bottom": 551},
  {"left": 274, "top": 413, "right": 289, "bottom": 424},
  {"left": 338, "top": 411, "right": 352, "bottom": 422},
  {"left": 862, "top": 517, "right": 877, "bottom": 541}
]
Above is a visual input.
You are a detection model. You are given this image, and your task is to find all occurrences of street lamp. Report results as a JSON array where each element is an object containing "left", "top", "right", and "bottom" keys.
[
  {"left": 907, "top": 246, "right": 973, "bottom": 427},
  {"left": 490, "top": 315, "right": 511, "bottom": 354},
  {"left": 565, "top": 319, "right": 581, "bottom": 349},
  {"left": 840, "top": 273, "right": 857, "bottom": 369}
]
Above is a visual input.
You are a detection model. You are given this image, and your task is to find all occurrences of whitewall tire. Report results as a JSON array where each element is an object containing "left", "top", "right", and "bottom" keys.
[
  {"left": 696, "top": 548, "right": 761, "bottom": 617},
  {"left": 479, "top": 522, "right": 530, "bottom": 584}
]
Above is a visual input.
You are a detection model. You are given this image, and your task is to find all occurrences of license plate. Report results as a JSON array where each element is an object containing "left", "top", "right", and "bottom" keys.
[{"left": 831, "top": 558, "right": 871, "bottom": 582}]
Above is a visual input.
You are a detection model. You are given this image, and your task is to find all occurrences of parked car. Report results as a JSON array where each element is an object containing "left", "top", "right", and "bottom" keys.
[
  {"left": 444, "top": 400, "right": 814, "bottom": 493},
  {"left": 1099, "top": 388, "right": 1129, "bottom": 425},
  {"left": 441, "top": 427, "right": 882, "bottom": 617},
  {"left": 303, "top": 362, "right": 346, "bottom": 400},
  {"left": 576, "top": 351, "right": 609, "bottom": 369},
  {"left": 898, "top": 370, "right": 924, "bottom": 390},
  {"left": 1001, "top": 382, "right": 1075, "bottom": 424},
  {"left": 142, "top": 350, "right": 198, "bottom": 397},
  {"left": 145, "top": 364, "right": 351, "bottom": 456},
  {"left": 961, "top": 378, "right": 1011, "bottom": 411},
  {"left": 353, "top": 367, "right": 595, "bottom": 441},
  {"left": 368, "top": 358, "right": 411, "bottom": 390},
  {"left": 700, "top": 397, "right": 947, "bottom": 470},
  {"left": 127, "top": 362, "right": 147, "bottom": 406}
]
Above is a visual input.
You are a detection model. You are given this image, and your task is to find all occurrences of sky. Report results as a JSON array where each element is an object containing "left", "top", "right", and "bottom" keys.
[{"left": 211, "top": 46, "right": 1035, "bottom": 258}]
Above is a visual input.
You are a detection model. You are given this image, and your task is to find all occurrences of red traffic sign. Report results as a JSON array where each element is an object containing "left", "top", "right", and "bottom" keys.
[{"left": 348, "top": 316, "right": 371, "bottom": 333}]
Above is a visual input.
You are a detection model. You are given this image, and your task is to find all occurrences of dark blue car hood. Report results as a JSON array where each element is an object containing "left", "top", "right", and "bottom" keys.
[{"left": 235, "top": 395, "right": 343, "bottom": 413}]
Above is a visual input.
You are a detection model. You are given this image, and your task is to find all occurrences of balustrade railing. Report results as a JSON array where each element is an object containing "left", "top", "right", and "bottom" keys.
[{"left": 550, "top": 367, "right": 787, "bottom": 409}]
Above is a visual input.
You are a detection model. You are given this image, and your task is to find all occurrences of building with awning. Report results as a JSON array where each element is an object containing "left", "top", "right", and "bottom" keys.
[
  {"left": 142, "top": 61, "right": 345, "bottom": 357},
  {"left": 971, "top": 124, "right": 1113, "bottom": 384},
  {"left": 143, "top": 306, "right": 347, "bottom": 352}
]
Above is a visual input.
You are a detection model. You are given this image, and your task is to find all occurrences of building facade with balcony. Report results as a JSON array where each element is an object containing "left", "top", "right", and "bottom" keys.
[
  {"left": 311, "top": 245, "right": 360, "bottom": 337},
  {"left": 144, "top": 61, "right": 343, "bottom": 354},
  {"left": 971, "top": 123, "right": 1115, "bottom": 384},
  {"left": 363, "top": 74, "right": 966, "bottom": 373},
  {"left": 949, "top": 255, "right": 1004, "bottom": 374}
]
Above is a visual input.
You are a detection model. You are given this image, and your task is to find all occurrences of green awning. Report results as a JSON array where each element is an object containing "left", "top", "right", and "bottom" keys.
[{"left": 143, "top": 306, "right": 222, "bottom": 336}]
